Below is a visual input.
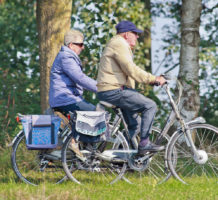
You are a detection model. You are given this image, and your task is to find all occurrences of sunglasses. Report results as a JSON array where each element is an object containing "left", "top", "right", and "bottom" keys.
[
  {"left": 73, "top": 43, "right": 84, "bottom": 47},
  {"left": 130, "top": 31, "right": 139, "bottom": 37}
]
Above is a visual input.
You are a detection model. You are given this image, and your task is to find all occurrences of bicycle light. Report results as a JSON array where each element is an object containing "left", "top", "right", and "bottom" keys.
[{"left": 67, "top": 114, "right": 70, "bottom": 120}]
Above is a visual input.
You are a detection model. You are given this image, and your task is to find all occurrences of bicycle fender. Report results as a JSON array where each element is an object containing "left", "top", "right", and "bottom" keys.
[
  {"left": 8, "top": 130, "right": 24, "bottom": 147},
  {"left": 186, "top": 117, "right": 206, "bottom": 126}
]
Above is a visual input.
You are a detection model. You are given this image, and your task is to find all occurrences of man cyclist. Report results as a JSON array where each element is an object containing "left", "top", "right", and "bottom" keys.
[{"left": 97, "top": 21, "right": 166, "bottom": 154}]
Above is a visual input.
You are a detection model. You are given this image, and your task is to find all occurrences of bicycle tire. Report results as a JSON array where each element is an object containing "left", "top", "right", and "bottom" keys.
[
  {"left": 167, "top": 123, "right": 218, "bottom": 184},
  {"left": 61, "top": 128, "right": 129, "bottom": 185},
  {"left": 11, "top": 131, "right": 67, "bottom": 186}
]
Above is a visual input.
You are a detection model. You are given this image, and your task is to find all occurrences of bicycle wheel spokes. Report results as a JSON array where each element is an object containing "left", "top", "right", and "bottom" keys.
[
  {"left": 168, "top": 124, "right": 218, "bottom": 184},
  {"left": 11, "top": 132, "right": 66, "bottom": 186},
  {"left": 62, "top": 130, "right": 128, "bottom": 185}
]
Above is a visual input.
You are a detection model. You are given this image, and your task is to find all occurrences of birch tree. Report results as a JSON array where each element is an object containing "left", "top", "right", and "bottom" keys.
[{"left": 179, "top": 0, "right": 202, "bottom": 121}]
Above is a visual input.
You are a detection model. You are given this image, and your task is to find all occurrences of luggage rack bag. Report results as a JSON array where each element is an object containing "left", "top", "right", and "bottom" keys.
[
  {"left": 21, "top": 115, "right": 62, "bottom": 149},
  {"left": 71, "top": 111, "right": 109, "bottom": 143}
]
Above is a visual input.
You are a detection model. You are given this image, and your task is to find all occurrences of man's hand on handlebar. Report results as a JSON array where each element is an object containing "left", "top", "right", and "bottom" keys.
[
  {"left": 150, "top": 76, "right": 167, "bottom": 86},
  {"left": 156, "top": 76, "right": 167, "bottom": 86}
]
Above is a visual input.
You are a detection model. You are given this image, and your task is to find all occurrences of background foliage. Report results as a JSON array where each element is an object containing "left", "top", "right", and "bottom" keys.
[{"left": 0, "top": 0, "right": 40, "bottom": 144}]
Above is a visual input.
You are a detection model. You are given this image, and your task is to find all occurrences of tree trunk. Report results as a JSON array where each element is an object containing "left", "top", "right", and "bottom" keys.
[
  {"left": 36, "top": 0, "right": 72, "bottom": 112},
  {"left": 137, "top": 0, "right": 152, "bottom": 94},
  {"left": 143, "top": 0, "right": 151, "bottom": 70},
  {"left": 179, "top": 0, "right": 202, "bottom": 121}
]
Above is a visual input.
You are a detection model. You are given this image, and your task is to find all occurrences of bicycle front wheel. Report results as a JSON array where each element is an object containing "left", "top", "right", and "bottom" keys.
[
  {"left": 11, "top": 131, "right": 67, "bottom": 186},
  {"left": 167, "top": 124, "right": 218, "bottom": 184}
]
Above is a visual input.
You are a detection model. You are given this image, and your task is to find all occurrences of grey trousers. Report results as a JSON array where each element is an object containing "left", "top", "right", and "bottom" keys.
[{"left": 97, "top": 88, "right": 157, "bottom": 140}]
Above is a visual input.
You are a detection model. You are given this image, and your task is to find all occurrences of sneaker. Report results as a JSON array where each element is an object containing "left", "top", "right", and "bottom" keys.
[
  {"left": 68, "top": 142, "right": 86, "bottom": 162},
  {"left": 138, "top": 141, "right": 165, "bottom": 154}
]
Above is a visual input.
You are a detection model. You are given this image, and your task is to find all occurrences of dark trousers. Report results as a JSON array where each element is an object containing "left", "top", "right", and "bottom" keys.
[
  {"left": 97, "top": 88, "right": 157, "bottom": 140},
  {"left": 53, "top": 100, "right": 96, "bottom": 115}
]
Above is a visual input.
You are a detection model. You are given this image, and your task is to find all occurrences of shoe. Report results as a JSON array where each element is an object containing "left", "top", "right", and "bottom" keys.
[
  {"left": 138, "top": 141, "right": 165, "bottom": 154},
  {"left": 68, "top": 141, "right": 86, "bottom": 162}
]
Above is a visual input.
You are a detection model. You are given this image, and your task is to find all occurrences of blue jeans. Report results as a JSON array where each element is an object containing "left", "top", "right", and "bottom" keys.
[
  {"left": 53, "top": 100, "right": 96, "bottom": 115},
  {"left": 97, "top": 88, "right": 157, "bottom": 140}
]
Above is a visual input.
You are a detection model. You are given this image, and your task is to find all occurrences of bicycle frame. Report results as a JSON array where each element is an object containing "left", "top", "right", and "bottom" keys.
[{"left": 163, "top": 81, "right": 206, "bottom": 161}]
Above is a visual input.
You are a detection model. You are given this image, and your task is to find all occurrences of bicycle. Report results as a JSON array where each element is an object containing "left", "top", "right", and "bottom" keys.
[
  {"left": 62, "top": 79, "right": 217, "bottom": 185},
  {"left": 10, "top": 111, "right": 71, "bottom": 186}
]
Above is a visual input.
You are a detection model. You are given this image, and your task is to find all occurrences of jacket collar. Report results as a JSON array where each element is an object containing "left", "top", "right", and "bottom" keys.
[
  {"left": 116, "top": 35, "right": 129, "bottom": 46},
  {"left": 115, "top": 35, "right": 133, "bottom": 57},
  {"left": 61, "top": 46, "right": 82, "bottom": 65}
]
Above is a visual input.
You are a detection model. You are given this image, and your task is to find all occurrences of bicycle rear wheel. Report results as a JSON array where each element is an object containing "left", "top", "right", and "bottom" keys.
[
  {"left": 11, "top": 131, "right": 67, "bottom": 186},
  {"left": 62, "top": 129, "right": 129, "bottom": 184},
  {"left": 167, "top": 124, "right": 218, "bottom": 184},
  {"left": 123, "top": 127, "right": 171, "bottom": 184}
]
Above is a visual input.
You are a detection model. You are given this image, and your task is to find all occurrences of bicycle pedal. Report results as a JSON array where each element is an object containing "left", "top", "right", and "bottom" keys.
[{"left": 137, "top": 150, "right": 152, "bottom": 156}]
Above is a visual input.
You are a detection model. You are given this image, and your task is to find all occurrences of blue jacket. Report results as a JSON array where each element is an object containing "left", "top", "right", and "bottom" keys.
[{"left": 49, "top": 46, "right": 97, "bottom": 108}]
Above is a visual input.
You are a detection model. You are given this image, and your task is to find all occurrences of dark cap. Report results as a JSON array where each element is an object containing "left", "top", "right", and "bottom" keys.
[{"left": 115, "top": 20, "right": 143, "bottom": 34}]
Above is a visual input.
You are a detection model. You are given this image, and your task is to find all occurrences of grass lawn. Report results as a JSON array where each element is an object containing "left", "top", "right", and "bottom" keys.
[
  {"left": 0, "top": 170, "right": 217, "bottom": 200},
  {"left": 0, "top": 146, "right": 217, "bottom": 200}
]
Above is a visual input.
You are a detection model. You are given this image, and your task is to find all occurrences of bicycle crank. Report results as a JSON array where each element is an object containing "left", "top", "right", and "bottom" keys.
[{"left": 128, "top": 154, "right": 151, "bottom": 171}]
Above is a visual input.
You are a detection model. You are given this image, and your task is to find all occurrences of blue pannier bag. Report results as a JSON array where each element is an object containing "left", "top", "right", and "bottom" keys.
[{"left": 21, "top": 115, "right": 62, "bottom": 149}]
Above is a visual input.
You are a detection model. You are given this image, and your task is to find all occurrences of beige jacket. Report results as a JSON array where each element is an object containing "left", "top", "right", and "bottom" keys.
[{"left": 97, "top": 35, "right": 156, "bottom": 92}]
